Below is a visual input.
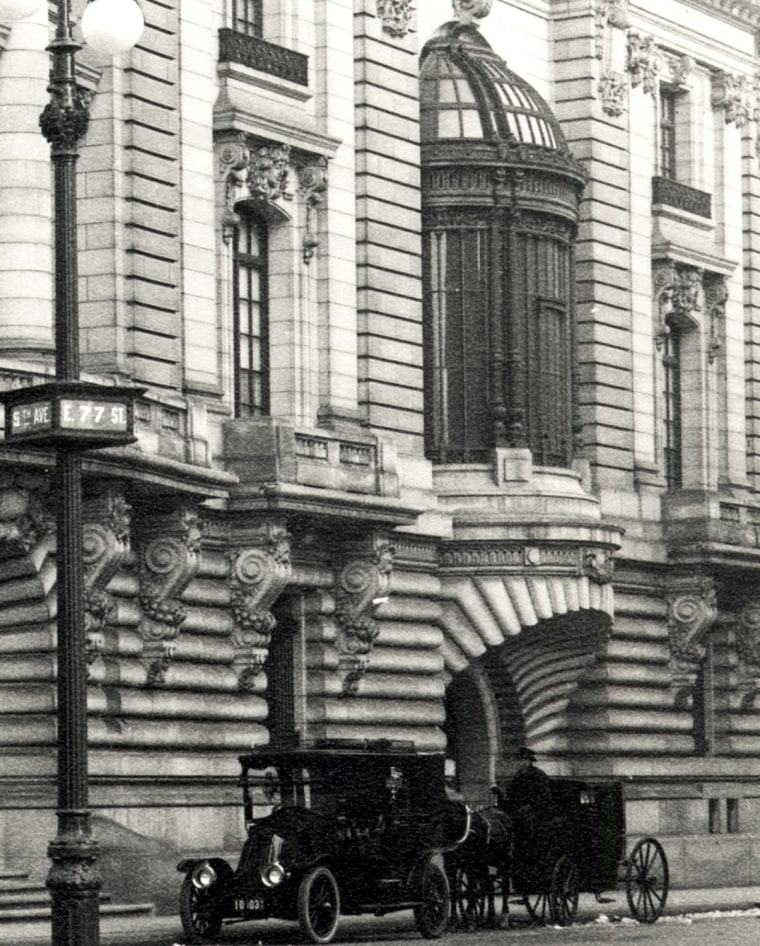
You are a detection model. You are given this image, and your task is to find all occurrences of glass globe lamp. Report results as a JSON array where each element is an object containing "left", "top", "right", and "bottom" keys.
[
  {"left": 0, "top": 0, "right": 45, "bottom": 21},
  {"left": 81, "top": 0, "right": 144, "bottom": 56}
]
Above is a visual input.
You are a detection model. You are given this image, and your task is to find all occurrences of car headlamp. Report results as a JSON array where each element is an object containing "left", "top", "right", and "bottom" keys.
[
  {"left": 262, "top": 862, "right": 285, "bottom": 887},
  {"left": 192, "top": 863, "right": 217, "bottom": 889}
]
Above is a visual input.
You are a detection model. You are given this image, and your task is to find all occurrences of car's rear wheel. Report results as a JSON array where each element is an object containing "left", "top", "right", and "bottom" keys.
[
  {"left": 179, "top": 875, "right": 222, "bottom": 943},
  {"left": 297, "top": 866, "right": 341, "bottom": 944},
  {"left": 414, "top": 859, "right": 450, "bottom": 939}
]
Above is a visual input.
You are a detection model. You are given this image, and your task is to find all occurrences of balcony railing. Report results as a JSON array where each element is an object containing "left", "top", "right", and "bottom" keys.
[
  {"left": 218, "top": 29, "right": 308, "bottom": 86},
  {"left": 652, "top": 176, "right": 712, "bottom": 219}
]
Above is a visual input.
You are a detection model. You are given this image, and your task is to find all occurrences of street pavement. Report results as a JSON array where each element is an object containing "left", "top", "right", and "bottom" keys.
[{"left": 2, "top": 886, "right": 760, "bottom": 946}]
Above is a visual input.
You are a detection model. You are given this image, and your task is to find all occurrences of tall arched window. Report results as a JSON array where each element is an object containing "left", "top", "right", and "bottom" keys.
[{"left": 234, "top": 210, "right": 269, "bottom": 417}]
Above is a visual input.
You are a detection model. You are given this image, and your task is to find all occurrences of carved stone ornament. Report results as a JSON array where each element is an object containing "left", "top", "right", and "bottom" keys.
[
  {"left": 583, "top": 550, "right": 615, "bottom": 584},
  {"left": 595, "top": 0, "right": 630, "bottom": 60},
  {"left": 137, "top": 507, "right": 203, "bottom": 686},
  {"left": 334, "top": 542, "right": 394, "bottom": 695},
  {"left": 599, "top": 73, "right": 626, "bottom": 117},
  {"left": 298, "top": 158, "right": 328, "bottom": 265},
  {"left": 229, "top": 530, "right": 292, "bottom": 690},
  {"left": 736, "top": 599, "right": 760, "bottom": 703},
  {"left": 82, "top": 489, "right": 131, "bottom": 669},
  {"left": 376, "top": 0, "right": 413, "bottom": 36},
  {"left": 667, "top": 53, "right": 694, "bottom": 86},
  {"left": 627, "top": 31, "right": 664, "bottom": 95},
  {"left": 248, "top": 142, "right": 291, "bottom": 202},
  {"left": 453, "top": 0, "right": 493, "bottom": 24},
  {"left": 712, "top": 71, "right": 755, "bottom": 127},
  {"left": 665, "top": 577, "right": 717, "bottom": 688},
  {"left": 217, "top": 131, "right": 250, "bottom": 243},
  {"left": 703, "top": 275, "right": 728, "bottom": 364},
  {"left": 0, "top": 480, "right": 52, "bottom": 558}
]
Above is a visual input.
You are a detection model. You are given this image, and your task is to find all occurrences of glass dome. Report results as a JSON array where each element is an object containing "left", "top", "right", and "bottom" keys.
[{"left": 420, "top": 22, "right": 565, "bottom": 153}]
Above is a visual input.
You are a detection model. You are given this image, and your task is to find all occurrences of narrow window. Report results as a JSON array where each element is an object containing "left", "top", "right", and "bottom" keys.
[
  {"left": 662, "top": 320, "right": 682, "bottom": 489},
  {"left": 708, "top": 797, "right": 721, "bottom": 833},
  {"left": 726, "top": 798, "right": 739, "bottom": 834},
  {"left": 423, "top": 226, "right": 490, "bottom": 463},
  {"left": 234, "top": 212, "right": 269, "bottom": 417},
  {"left": 659, "top": 90, "right": 678, "bottom": 180},
  {"left": 232, "top": 0, "right": 263, "bottom": 37}
]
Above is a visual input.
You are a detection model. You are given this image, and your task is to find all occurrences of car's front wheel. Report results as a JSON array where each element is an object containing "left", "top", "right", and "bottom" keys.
[
  {"left": 179, "top": 875, "right": 222, "bottom": 943},
  {"left": 414, "top": 859, "right": 450, "bottom": 939},
  {"left": 297, "top": 866, "right": 341, "bottom": 944}
]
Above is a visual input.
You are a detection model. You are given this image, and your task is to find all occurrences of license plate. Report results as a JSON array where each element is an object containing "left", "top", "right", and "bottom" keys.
[{"left": 234, "top": 897, "right": 264, "bottom": 913}]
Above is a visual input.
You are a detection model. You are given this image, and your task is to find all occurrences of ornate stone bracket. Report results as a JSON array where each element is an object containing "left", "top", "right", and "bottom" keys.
[
  {"left": 583, "top": 549, "right": 615, "bottom": 584},
  {"left": 598, "top": 73, "right": 626, "bottom": 117},
  {"left": 137, "top": 507, "right": 203, "bottom": 686},
  {"left": 627, "top": 31, "right": 664, "bottom": 94},
  {"left": 703, "top": 274, "right": 728, "bottom": 363},
  {"left": 735, "top": 599, "right": 760, "bottom": 706},
  {"left": 82, "top": 489, "right": 131, "bottom": 670},
  {"left": 595, "top": 0, "right": 629, "bottom": 115},
  {"left": 376, "top": 0, "right": 414, "bottom": 36},
  {"left": 218, "top": 131, "right": 250, "bottom": 243},
  {"left": 0, "top": 479, "right": 52, "bottom": 558},
  {"left": 712, "top": 71, "right": 755, "bottom": 127},
  {"left": 298, "top": 158, "right": 328, "bottom": 265},
  {"left": 334, "top": 540, "right": 394, "bottom": 696},
  {"left": 665, "top": 577, "right": 717, "bottom": 692},
  {"left": 653, "top": 261, "right": 703, "bottom": 344},
  {"left": 228, "top": 528, "right": 292, "bottom": 691}
]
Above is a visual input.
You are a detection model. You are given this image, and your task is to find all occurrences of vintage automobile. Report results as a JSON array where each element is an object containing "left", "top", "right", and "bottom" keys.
[{"left": 177, "top": 740, "right": 469, "bottom": 944}]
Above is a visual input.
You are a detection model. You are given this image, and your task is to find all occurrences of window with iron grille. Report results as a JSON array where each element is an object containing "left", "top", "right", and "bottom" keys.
[
  {"left": 234, "top": 211, "right": 269, "bottom": 417},
  {"left": 232, "top": 0, "right": 263, "bottom": 37}
]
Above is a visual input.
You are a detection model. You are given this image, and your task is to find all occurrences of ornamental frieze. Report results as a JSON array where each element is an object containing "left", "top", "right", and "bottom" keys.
[
  {"left": 665, "top": 577, "right": 717, "bottom": 688},
  {"left": 136, "top": 507, "right": 203, "bottom": 685},
  {"left": 82, "top": 489, "right": 131, "bottom": 669},
  {"left": 334, "top": 540, "right": 394, "bottom": 696},
  {"left": 439, "top": 544, "right": 581, "bottom": 570},
  {"left": 228, "top": 529, "right": 292, "bottom": 691}
]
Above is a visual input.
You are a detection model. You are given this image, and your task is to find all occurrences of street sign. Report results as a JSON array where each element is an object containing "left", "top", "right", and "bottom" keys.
[{"left": 0, "top": 381, "right": 143, "bottom": 449}]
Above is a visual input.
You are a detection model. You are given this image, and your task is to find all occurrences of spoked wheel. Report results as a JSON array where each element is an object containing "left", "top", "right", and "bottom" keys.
[
  {"left": 414, "top": 859, "right": 451, "bottom": 939},
  {"left": 521, "top": 887, "right": 552, "bottom": 925},
  {"left": 454, "top": 864, "right": 487, "bottom": 930},
  {"left": 626, "top": 837, "right": 669, "bottom": 923},
  {"left": 485, "top": 865, "right": 510, "bottom": 928},
  {"left": 297, "top": 866, "right": 341, "bottom": 944},
  {"left": 549, "top": 855, "right": 578, "bottom": 926},
  {"left": 179, "top": 875, "right": 222, "bottom": 943}
]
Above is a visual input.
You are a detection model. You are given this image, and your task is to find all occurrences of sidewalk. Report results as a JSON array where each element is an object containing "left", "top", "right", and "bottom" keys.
[{"left": 2, "top": 886, "right": 760, "bottom": 946}]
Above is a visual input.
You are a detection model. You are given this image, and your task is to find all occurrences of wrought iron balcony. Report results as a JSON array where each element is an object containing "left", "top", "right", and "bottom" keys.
[
  {"left": 652, "top": 176, "right": 712, "bottom": 219},
  {"left": 218, "top": 28, "right": 308, "bottom": 86}
]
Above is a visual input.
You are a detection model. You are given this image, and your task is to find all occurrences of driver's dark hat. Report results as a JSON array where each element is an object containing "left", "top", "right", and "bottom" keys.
[{"left": 516, "top": 746, "right": 536, "bottom": 762}]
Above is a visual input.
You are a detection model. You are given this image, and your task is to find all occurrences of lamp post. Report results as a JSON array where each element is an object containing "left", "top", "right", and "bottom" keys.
[{"left": 0, "top": 1, "right": 143, "bottom": 943}]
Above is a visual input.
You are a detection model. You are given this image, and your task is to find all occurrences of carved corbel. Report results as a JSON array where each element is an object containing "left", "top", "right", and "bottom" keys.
[
  {"left": 334, "top": 540, "right": 394, "bottom": 695},
  {"left": 583, "top": 550, "right": 615, "bottom": 584},
  {"left": 712, "top": 71, "right": 755, "bottom": 127},
  {"left": 298, "top": 158, "right": 328, "bottom": 265},
  {"left": 653, "top": 260, "right": 678, "bottom": 348},
  {"left": 735, "top": 600, "right": 760, "bottom": 706},
  {"left": 217, "top": 132, "right": 250, "bottom": 243},
  {"left": 228, "top": 529, "right": 292, "bottom": 691},
  {"left": 598, "top": 73, "right": 626, "bottom": 117},
  {"left": 703, "top": 275, "right": 728, "bottom": 363},
  {"left": 666, "top": 577, "right": 717, "bottom": 692},
  {"left": 376, "top": 0, "right": 414, "bottom": 36},
  {"left": 137, "top": 507, "right": 203, "bottom": 686},
  {"left": 666, "top": 53, "right": 694, "bottom": 86},
  {"left": 627, "top": 31, "right": 664, "bottom": 95},
  {"left": 82, "top": 489, "right": 131, "bottom": 669}
]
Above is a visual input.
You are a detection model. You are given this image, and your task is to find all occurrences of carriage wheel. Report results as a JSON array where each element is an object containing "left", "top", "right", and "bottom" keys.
[
  {"left": 521, "top": 887, "right": 552, "bottom": 925},
  {"left": 549, "top": 855, "right": 578, "bottom": 927},
  {"left": 454, "top": 865, "right": 487, "bottom": 930},
  {"left": 414, "top": 859, "right": 450, "bottom": 939},
  {"left": 297, "top": 866, "right": 341, "bottom": 944},
  {"left": 179, "top": 875, "right": 222, "bottom": 943},
  {"left": 626, "top": 837, "right": 669, "bottom": 923}
]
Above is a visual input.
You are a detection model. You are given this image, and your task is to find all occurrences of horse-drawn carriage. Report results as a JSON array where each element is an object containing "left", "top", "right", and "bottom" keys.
[{"left": 448, "top": 770, "right": 670, "bottom": 929}]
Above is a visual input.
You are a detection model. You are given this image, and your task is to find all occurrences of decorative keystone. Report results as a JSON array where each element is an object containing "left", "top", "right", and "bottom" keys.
[
  {"left": 137, "top": 507, "right": 203, "bottom": 686},
  {"left": 228, "top": 528, "right": 292, "bottom": 690}
]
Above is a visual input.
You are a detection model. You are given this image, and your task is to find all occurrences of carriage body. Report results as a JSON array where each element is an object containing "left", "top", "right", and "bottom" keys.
[{"left": 177, "top": 741, "right": 467, "bottom": 944}]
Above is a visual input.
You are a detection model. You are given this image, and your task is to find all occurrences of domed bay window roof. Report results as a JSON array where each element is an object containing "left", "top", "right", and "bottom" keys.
[
  {"left": 419, "top": 16, "right": 585, "bottom": 470},
  {"left": 420, "top": 25, "right": 562, "bottom": 151}
]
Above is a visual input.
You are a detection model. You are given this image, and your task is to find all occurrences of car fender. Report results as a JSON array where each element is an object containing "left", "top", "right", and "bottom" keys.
[{"left": 176, "top": 855, "right": 233, "bottom": 878}]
